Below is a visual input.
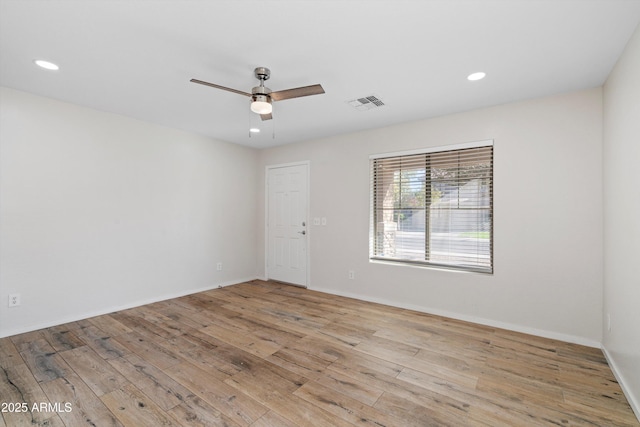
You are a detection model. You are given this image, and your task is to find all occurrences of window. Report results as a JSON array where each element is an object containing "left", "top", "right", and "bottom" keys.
[{"left": 370, "top": 141, "right": 493, "bottom": 273}]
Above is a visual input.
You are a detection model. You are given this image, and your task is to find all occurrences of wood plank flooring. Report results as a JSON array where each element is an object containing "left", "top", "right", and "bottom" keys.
[{"left": 1, "top": 280, "right": 638, "bottom": 426}]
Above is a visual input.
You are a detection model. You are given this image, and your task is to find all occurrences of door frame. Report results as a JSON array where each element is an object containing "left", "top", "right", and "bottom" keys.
[{"left": 264, "top": 161, "right": 311, "bottom": 288}]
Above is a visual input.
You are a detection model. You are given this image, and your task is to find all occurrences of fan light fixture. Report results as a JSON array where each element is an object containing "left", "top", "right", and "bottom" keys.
[{"left": 251, "top": 95, "right": 272, "bottom": 114}]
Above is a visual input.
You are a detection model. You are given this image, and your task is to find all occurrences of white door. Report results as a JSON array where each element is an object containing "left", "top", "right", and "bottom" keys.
[{"left": 267, "top": 163, "right": 308, "bottom": 287}]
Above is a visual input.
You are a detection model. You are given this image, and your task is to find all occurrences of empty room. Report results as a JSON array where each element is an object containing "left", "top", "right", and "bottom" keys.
[{"left": 1, "top": 1, "right": 639, "bottom": 426}]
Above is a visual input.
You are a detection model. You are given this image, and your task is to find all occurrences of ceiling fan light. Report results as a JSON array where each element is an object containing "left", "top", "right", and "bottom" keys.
[
  {"left": 251, "top": 94, "right": 272, "bottom": 114},
  {"left": 251, "top": 100, "right": 272, "bottom": 115}
]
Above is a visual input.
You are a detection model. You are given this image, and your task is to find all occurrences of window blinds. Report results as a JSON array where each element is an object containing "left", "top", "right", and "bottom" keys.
[{"left": 370, "top": 142, "right": 493, "bottom": 273}]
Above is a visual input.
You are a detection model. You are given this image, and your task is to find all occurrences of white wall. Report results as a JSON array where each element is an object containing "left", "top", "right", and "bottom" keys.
[
  {"left": 258, "top": 88, "right": 604, "bottom": 346},
  {"left": 603, "top": 23, "right": 640, "bottom": 417},
  {"left": 0, "top": 87, "right": 258, "bottom": 337}
]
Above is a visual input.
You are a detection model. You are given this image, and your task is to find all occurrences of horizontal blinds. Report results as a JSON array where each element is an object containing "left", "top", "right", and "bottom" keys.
[{"left": 370, "top": 144, "right": 493, "bottom": 273}]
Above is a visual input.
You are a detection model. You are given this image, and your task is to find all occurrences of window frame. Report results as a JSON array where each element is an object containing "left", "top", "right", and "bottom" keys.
[{"left": 369, "top": 140, "right": 494, "bottom": 274}]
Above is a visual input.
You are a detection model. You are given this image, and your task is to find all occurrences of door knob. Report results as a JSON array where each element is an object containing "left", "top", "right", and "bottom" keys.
[{"left": 297, "top": 230, "right": 306, "bottom": 235}]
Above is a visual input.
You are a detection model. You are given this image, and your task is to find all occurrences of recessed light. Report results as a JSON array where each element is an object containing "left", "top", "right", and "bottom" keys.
[
  {"left": 249, "top": 128, "right": 260, "bottom": 133},
  {"left": 34, "top": 60, "right": 60, "bottom": 71},
  {"left": 467, "top": 72, "right": 486, "bottom": 81}
]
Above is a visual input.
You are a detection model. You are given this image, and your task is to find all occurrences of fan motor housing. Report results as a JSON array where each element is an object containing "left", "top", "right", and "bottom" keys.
[
  {"left": 251, "top": 94, "right": 270, "bottom": 104},
  {"left": 252, "top": 86, "right": 271, "bottom": 96}
]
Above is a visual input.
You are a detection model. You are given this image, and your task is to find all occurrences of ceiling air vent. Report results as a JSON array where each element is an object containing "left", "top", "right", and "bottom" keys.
[{"left": 347, "top": 95, "right": 385, "bottom": 111}]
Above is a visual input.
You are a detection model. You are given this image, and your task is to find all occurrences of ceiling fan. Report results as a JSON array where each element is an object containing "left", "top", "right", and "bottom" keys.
[{"left": 190, "top": 67, "right": 325, "bottom": 121}]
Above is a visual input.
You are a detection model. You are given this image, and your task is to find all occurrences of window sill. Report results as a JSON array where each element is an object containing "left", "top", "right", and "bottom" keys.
[{"left": 369, "top": 257, "right": 493, "bottom": 275}]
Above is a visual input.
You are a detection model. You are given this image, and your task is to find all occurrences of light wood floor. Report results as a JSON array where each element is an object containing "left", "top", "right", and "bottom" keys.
[{"left": 1, "top": 280, "right": 637, "bottom": 427}]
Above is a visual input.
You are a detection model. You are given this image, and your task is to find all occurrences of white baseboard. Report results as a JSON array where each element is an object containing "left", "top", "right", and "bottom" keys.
[
  {"left": 0, "top": 276, "right": 257, "bottom": 338},
  {"left": 309, "top": 285, "right": 602, "bottom": 348},
  {"left": 602, "top": 346, "right": 640, "bottom": 422}
]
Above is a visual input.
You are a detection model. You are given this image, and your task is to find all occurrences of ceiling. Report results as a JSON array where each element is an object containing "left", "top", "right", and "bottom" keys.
[{"left": 1, "top": 0, "right": 639, "bottom": 149}]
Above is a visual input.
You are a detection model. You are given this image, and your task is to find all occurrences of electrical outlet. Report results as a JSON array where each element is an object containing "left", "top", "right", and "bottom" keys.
[
  {"left": 216, "top": 262, "right": 223, "bottom": 271},
  {"left": 8, "top": 293, "right": 21, "bottom": 307},
  {"left": 348, "top": 270, "right": 355, "bottom": 280}
]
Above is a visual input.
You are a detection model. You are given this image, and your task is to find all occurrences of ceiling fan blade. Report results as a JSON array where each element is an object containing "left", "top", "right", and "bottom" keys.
[
  {"left": 260, "top": 113, "right": 273, "bottom": 121},
  {"left": 270, "top": 84, "right": 325, "bottom": 101},
  {"left": 190, "top": 79, "right": 251, "bottom": 97}
]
